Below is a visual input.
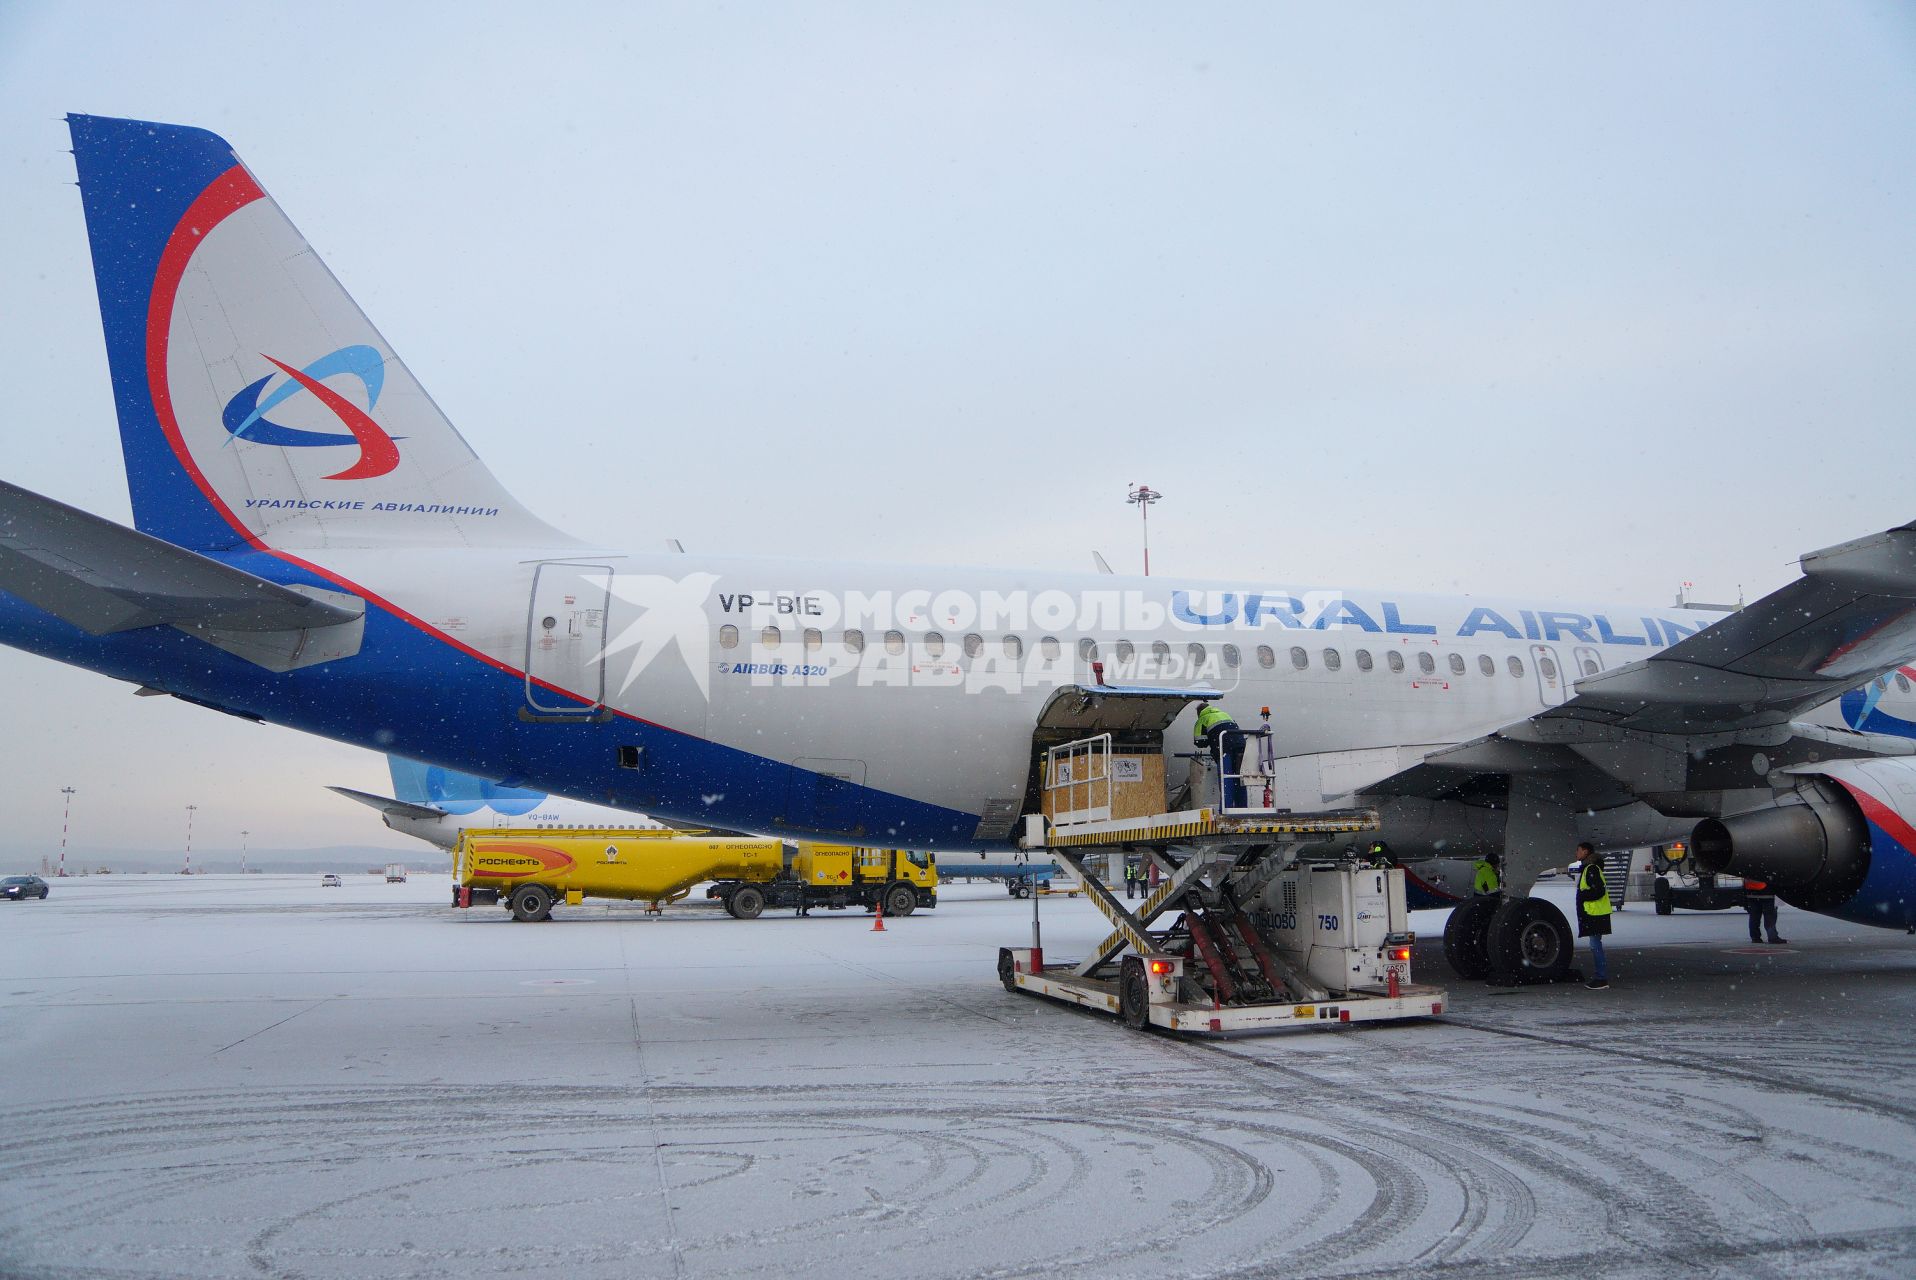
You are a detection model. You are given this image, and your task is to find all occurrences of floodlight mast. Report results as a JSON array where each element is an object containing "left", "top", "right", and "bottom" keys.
[{"left": 1127, "top": 484, "right": 1162, "bottom": 577}]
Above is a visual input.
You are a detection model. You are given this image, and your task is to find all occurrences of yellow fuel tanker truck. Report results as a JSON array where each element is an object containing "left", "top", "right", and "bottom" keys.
[{"left": 452, "top": 829, "right": 936, "bottom": 922}]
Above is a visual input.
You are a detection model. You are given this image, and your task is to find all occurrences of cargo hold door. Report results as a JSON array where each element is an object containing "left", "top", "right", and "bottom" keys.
[{"left": 525, "top": 563, "right": 612, "bottom": 713}]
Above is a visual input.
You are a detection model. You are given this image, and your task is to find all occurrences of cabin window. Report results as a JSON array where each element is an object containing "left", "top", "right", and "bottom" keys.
[
  {"left": 1539, "top": 655, "right": 1558, "bottom": 679},
  {"left": 1115, "top": 639, "right": 1135, "bottom": 662},
  {"left": 964, "top": 633, "right": 983, "bottom": 658},
  {"left": 1448, "top": 653, "right": 1466, "bottom": 676},
  {"left": 1079, "top": 638, "right": 1099, "bottom": 663},
  {"left": 718, "top": 624, "right": 739, "bottom": 650},
  {"left": 1323, "top": 648, "right": 1342, "bottom": 671},
  {"left": 760, "top": 626, "right": 782, "bottom": 648},
  {"left": 804, "top": 628, "right": 822, "bottom": 652},
  {"left": 1387, "top": 651, "right": 1405, "bottom": 673},
  {"left": 1256, "top": 644, "right": 1275, "bottom": 669},
  {"left": 1507, "top": 655, "right": 1524, "bottom": 677},
  {"left": 1899, "top": 673, "right": 1911, "bottom": 694},
  {"left": 924, "top": 631, "right": 946, "bottom": 659},
  {"left": 1355, "top": 649, "right": 1373, "bottom": 672},
  {"left": 1290, "top": 646, "right": 1309, "bottom": 671},
  {"left": 1040, "top": 636, "right": 1061, "bottom": 660},
  {"left": 1478, "top": 654, "right": 1495, "bottom": 676},
  {"left": 1188, "top": 643, "right": 1207, "bottom": 666},
  {"left": 844, "top": 629, "right": 865, "bottom": 653},
  {"left": 885, "top": 630, "right": 905, "bottom": 655},
  {"left": 1581, "top": 657, "right": 1599, "bottom": 676},
  {"left": 1418, "top": 652, "right": 1436, "bottom": 675},
  {"left": 1003, "top": 635, "right": 1023, "bottom": 659},
  {"left": 1222, "top": 643, "right": 1240, "bottom": 668}
]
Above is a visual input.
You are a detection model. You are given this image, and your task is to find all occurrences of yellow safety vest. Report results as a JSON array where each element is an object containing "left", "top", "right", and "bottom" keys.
[
  {"left": 1193, "top": 704, "right": 1235, "bottom": 744},
  {"left": 1579, "top": 861, "right": 1613, "bottom": 916},
  {"left": 1473, "top": 860, "right": 1500, "bottom": 894}
]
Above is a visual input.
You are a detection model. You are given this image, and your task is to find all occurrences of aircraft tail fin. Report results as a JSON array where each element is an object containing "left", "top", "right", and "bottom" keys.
[
  {"left": 66, "top": 114, "right": 571, "bottom": 553},
  {"left": 386, "top": 755, "right": 546, "bottom": 816}
]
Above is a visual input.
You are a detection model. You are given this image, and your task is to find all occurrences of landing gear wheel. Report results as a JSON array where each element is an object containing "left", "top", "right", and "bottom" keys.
[
  {"left": 1442, "top": 895, "right": 1499, "bottom": 979},
  {"left": 509, "top": 884, "right": 554, "bottom": 923},
  {"left": 884, "top": 884, "right": 917, "bottom": 918},
  {"left": 1485, "top": 896, "right": 1574, "bottom": 985},
  {"left": 998, "top": 948, "right": 1018, "bottom": 993},
  {"left": 1119, "top": 956, "right": 1151, "bottom": 1031},
  {"left": 729, "top": 885, "right": 766, "bottom": 920},
  {"left": 1653, "top": 876, "right": 1674, "bottom": 916}
]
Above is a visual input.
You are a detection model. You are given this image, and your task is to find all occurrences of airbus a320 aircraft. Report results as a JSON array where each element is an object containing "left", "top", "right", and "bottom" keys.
[{"left": 3, "top": 116, "right": 1914, "bottom": 981}]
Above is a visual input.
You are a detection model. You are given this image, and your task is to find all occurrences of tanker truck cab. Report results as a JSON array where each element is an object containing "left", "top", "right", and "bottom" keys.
[{"left": 708, "top": 844, "right": 938, "bottom": 919}]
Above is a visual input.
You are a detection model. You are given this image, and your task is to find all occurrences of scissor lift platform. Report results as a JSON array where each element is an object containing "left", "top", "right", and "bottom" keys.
[{"left": 998, "top": 952, "right": 1446, "bottom": 1034}]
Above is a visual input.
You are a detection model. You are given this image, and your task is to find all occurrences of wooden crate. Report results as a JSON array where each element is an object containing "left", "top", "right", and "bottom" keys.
[{"left": 1043, "top": 754, "right": 1166, "bottom": 823}]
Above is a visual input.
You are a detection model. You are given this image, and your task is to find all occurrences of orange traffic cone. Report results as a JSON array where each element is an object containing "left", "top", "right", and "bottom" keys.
[{"left": 872, "top": 901, "right": 886, "bottom": 932}]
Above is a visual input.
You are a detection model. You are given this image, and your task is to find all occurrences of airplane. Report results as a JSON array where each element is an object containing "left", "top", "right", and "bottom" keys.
[
  {"left": 3, "top": 114, "right": 1915, "bottom": 988},
  {"left": 329, "top": 756, "right": 663, "bottom": 850}
]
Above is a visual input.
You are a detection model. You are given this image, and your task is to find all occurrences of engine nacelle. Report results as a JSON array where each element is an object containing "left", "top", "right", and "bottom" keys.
[{"left": 1693, "top": 759, "right": 1916, "bottom": 926}]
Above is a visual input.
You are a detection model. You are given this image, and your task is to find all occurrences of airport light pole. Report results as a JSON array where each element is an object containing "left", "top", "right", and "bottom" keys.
[
  {"left": 240, "top": 829, "right": 249, "bottom": 876},
  {"left": 1127, "top": 483, "right": 1162, "bottom": 576},
  {"left": 57, "top": 787, "right": 76, "bottom": 878},
  {"left": 184, "top": 804, "right": 197, "bottom": 876}
]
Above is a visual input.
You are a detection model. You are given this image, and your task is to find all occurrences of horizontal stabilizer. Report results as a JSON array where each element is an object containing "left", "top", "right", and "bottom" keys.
[
  {"left": 0, "top": 479, "right": 364, "bottom": 670},
  {"left": 326, "top": 786, "right": 446, "bottom": 823}
]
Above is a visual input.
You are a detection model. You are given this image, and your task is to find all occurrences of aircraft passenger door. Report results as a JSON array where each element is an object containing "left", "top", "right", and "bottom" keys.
[
  {"left": 526, "top": 563, "right": 612, "bottom": 713},
  {"left": 1529, "top": 644, "right": 1569, "bottom": 706}
]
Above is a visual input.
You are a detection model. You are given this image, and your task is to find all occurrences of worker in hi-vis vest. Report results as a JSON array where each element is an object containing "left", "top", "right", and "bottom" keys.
[
  {"left": 1575, "top": 841, "right": 1613, "bottom": 989},
  {"left": 1193, "top": 703, "right": 1246, "bottom": 810},
  {"left": 1472, "top": 856, "right": 1501, "bottom": 895}
]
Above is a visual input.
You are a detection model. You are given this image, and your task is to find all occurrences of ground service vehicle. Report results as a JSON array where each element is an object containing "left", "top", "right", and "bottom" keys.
[
  {"left": 384, "top": 863, "right": 408, "bottom": 883},
  {"left": 707, "top": 844, "right": 938, "bottom": 919},
  {"left": 320, "top": 874, "right": 342, "bottom": 888},
  {"left": 454, "top": 829, "right": 784, "bottom": 921}
]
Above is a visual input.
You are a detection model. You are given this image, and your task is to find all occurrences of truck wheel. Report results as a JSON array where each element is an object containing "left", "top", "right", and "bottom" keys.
[
  {"left": 1441, "top": 896, "right": 1498, "bottom": 979},
  {"left": 1010, "top": 880, "right": 1030, "bottom": 900},
  {"left": 1485, "top": 896, "right": 1573, "bottom": 985},
  {"left": 884, "top": 884, "right": 917, "bottom": 918},
  {"left": 730, "top": 886, "right": 765, "bottom": 920},
  {"left": 997, "top": 948, "right": 1018, "bottom": 993},
  {"left": 510, "top": 884, "right": 554, "bottom": 923},
  {"left": 1119, "top": 956, "right": 1151, "bottom": 1031}
]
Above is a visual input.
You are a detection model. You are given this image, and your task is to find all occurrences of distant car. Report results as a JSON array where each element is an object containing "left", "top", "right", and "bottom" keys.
[
  {"left": 320, "top": 874, "right": 343, "bottom": 888},
  {"left": 2, "top": 875, "right": 50, "bottom": 900}
]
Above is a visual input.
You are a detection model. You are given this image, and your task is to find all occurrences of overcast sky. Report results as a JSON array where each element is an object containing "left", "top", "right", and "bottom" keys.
[{"left": 2, "top": 2, "right": 1913, "bottom": 859}]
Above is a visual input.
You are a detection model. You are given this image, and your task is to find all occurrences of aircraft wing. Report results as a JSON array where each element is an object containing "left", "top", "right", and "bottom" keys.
[
  {"left": 1534, "top": 519, "right": 1916, "bottom": 736},
  {"left": 0, "top": 479, "right": 363, "bottom": 670},
  {"left": 1368, "top": 518, "right": 1916, "bottom": 807}
]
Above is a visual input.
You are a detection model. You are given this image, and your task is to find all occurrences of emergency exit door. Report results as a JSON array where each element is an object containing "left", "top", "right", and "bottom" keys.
[
  {"left": 1529, "top": 644, "right": 1569, "bottom": 706},
  {"left": 526, "top": 563, "right": 612, "bottom": 713}
]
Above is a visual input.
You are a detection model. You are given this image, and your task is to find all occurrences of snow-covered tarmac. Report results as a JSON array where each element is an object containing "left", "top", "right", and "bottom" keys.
[{"left": 1, "top": 873, "right": 1912, "bottom": 1279}]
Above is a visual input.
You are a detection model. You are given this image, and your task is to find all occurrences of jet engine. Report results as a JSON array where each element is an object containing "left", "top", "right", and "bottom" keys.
[{"left": 1693, "top": 758, "right": 1916, "bottom": 924}]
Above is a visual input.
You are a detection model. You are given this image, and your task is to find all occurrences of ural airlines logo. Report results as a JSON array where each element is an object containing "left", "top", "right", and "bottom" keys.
[{"left": 220, "top": 344, "right": 402, "bottom": 480}]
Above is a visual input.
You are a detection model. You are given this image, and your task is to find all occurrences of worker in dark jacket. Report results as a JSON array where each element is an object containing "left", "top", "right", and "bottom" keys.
[
  {"left": 1574, "top": 841, "right": 1612, "bottom": 989},
  {"left": 1743, "top": 878, "right": 1786, "bottom": 944},
  {"left": 1193, "top": 703, "right": 1246, "bottom": 810}
]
